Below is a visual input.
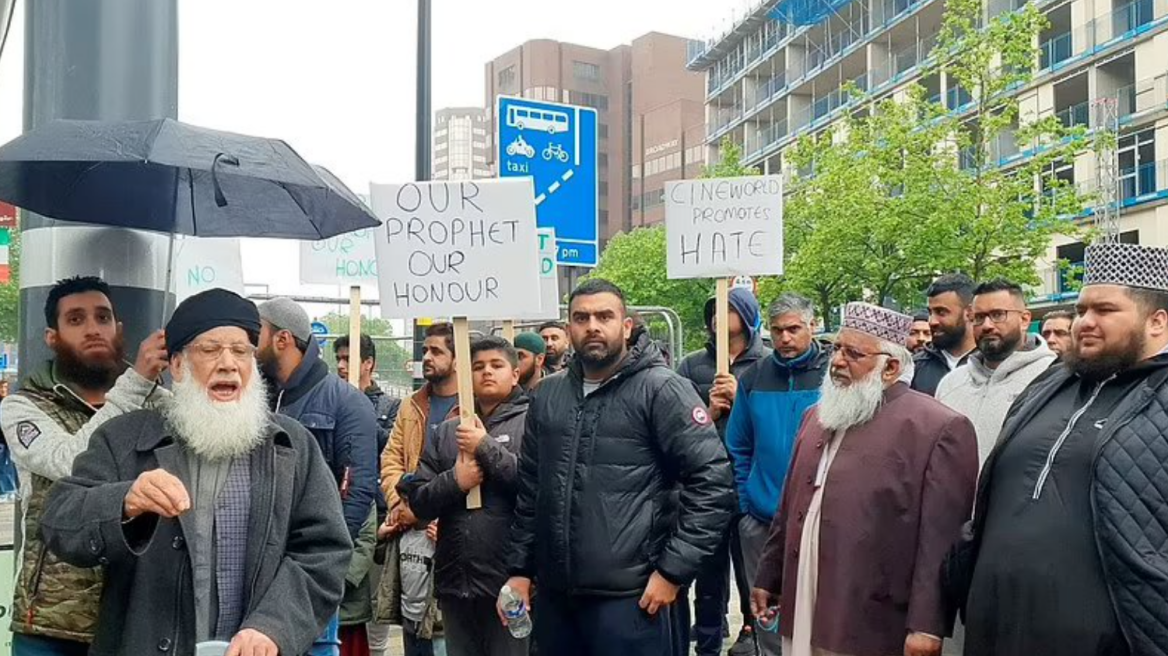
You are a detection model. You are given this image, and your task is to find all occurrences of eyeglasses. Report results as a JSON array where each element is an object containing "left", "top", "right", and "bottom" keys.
[
  {"left": 971, "top": 309, "right": 1025, "bottom": 326},
  {"left": 832, "top": 343, "right": 892, "bottom": 362},
  {"left": 188, "top": 341, "right": 256, "bottom": 362},
  {"left": 1041, "top": 329, "right": 1070, "bottom": 339}
]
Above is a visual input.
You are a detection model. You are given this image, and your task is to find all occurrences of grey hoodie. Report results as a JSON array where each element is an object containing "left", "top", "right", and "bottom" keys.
[{"left": 936, "top": 334, "right": 1057, "bottom": 466}]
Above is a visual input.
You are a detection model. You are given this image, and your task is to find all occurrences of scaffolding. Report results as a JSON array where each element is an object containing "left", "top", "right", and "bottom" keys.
[{"left": 1092, "top": 96, "right": 1121, "bottom": 243}]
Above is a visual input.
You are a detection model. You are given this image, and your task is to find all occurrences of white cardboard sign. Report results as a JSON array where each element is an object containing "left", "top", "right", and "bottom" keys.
[
  {"left": 172, "top": 236, "right": 245, "bottom": 301},
  {"left": 299, "top": 228, "right": 379, "bottom": 286},
  {"left": 371, "top": 179, "right": 540, "bottom": 320},
  {"left": 665, "top": 175, "right": 784, "bottom": 279},
  {"left": 516, "top": 228, "right": 560, "bottom": 321}
]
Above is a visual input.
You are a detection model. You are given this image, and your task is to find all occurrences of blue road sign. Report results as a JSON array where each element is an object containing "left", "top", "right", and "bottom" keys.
[
  {"left": 310, "top": 321, "right": 330, "bottom": 347},
  {"left": 497, "top": 96, "right": 599, "bottom": 267}
]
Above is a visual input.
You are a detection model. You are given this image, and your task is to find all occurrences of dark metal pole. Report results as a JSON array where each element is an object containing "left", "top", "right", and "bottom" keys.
[{"left": 412, "top": 0, "right": 432, "bottom": 390}]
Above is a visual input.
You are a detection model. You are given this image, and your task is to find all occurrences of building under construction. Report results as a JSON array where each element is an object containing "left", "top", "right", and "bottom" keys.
[{"left": 688, "top": 0, "right": 1168, "bottom": 308}]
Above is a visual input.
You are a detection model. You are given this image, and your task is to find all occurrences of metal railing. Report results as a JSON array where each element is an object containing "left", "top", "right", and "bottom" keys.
[{"left": 1056, "top": 100, "right": 1091, "bottom": 128}]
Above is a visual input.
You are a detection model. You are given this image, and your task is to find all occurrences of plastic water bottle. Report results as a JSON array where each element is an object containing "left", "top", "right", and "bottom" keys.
[
  {"left": 499, "top": 584, "right": 533, "bottom": 639},
  {"left": 757, "top": 605, "right": 780, "bottom": 633}
]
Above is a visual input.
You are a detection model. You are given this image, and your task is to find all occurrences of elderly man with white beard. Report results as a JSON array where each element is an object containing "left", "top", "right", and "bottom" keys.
[
  {"left": 751, "top": 302, "right": 978, "bottom": 656},
  {"left": 39, "top": 289, "right": 352, "bottom": 656}
]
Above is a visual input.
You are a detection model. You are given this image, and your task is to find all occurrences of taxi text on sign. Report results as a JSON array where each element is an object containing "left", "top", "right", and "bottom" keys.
[
  {"left": 664, "top": 175, "right": 784, "bottom": 279},
  {"left": 370, "top": 179, "right": 540, "bottom": 320}
]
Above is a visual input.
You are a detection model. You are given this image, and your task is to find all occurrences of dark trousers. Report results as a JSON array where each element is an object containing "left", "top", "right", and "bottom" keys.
[
  {"left": 441, "top": 596, "right": 528, "bottom": 656},
  {"left": 403, "top": 619, "right": 436, "bottom": 656},
  {"left": 680, "top": 515, "right": 756, "bottom": 656},
  {"left": 535, "top": 591, "right": 678, "bottom": 656},
  {"left": 12, "top": 634, "right": 89, "bottom": 656}
]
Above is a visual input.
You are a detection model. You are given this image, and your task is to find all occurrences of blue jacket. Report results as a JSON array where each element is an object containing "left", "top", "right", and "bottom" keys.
[
  {"left": 271, "top": 340, "right": 379, "bottom": 541},
  {"left": 726, "top": 341, "right": 830, "bottom": 522}
]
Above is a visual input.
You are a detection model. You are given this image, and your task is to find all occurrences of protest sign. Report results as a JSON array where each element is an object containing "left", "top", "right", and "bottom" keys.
[
  {"left": 665, "top": 175, "right": 783, "bottom": 374},
  {"left": 172, "top": 236, "right": 245, "bottom": 302},
  {"left": 370, "top": 179, "right": 540, "bottom": 320},
  {"left": 514, "top": 228, "right": 560, "bottom": 322},
  {"left": 299, "top": 228, "right": 379, "bottom": 286},
  {"left": 664, "top": 175, "right": 784, "bottom": 279},
  {"left": 371, "top": 178, "right": 540, "bottom": 509}
]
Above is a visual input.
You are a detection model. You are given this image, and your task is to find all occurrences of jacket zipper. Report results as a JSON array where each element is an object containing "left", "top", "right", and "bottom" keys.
[
  {"left": 247, "top": 447, "right": 277, "bottom": 600},
  {"left": 561, "top": 405, "right": 584, "bottom": 582},
  {"left": 25, "top": 543, "right": 49, "bottom": 627},
  {"left": 1032, "top": 376, "right": 1113, "bottom": 499}
]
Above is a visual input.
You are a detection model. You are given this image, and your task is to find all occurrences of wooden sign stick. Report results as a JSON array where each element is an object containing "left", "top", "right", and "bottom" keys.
[
  {"left": 454, "top": 317, "right": 482, "bottom": 509},
  {"left": 716, "top": 277, "right": 730, "bottom": 375},
  {"left": 347, "top": 285, "right": 362, "bottom": 389},
  {"left": 502, "top": 320, "right": 516, "bottom": 342}
]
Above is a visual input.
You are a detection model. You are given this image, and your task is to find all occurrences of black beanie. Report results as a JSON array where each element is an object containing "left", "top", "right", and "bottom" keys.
[{"left": 165, "top": 288, "right": 262, "bottom": 356}]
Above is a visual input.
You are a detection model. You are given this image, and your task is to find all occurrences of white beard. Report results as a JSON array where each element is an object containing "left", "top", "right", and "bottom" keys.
[
  {"left": 163, "top": 362, "right": 270, "bottom": 461},
  {"left": 816, "top": 364, "right": 887, "bottom": 433}
]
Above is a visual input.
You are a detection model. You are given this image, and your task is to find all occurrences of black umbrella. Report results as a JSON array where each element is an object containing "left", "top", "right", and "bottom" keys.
[{"left": 0, "top": 118, "right": 379, "bottom": 239}]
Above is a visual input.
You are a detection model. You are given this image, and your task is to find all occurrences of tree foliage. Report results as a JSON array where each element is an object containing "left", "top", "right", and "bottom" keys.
[
  {"left": 778, "top": 0, "right": 1090, "bottom": 321},
  {"left": 0, "top": 228, "right": 20, "bottom": 343}
]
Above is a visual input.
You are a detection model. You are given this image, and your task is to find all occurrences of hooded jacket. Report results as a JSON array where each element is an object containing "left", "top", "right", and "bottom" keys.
[
  {"left": 676, "top": 288, "right": 772, "bottom": 438},
  {"left": 404, "top": 389, "right": 529, "bottom": 600},
  {"left": 912, "top": 343, "right": 974, "bottom": 397},
  {"left": 936, "top": 335, "right": 1056, "bottom": 465},
  {"left": 270, "top": 340, "right": 379, "bottom": 541},
  {"left": 726, "top": 341, "right": 831, "bottom": 522},
  {"left": 508, "top": 329, "right": 735, "bottom": 595}
]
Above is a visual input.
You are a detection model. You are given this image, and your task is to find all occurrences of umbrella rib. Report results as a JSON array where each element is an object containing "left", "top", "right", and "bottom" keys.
[{"left": 275, "top": 181, "right": 318, "bottom": 238}]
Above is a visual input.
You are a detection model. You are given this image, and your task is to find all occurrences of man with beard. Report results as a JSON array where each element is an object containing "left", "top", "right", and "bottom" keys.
[
  {"left": 255, "top": 298, "right": 379, "bottom": 656},
  {"left": 1, "top": 276, "right": 169, "bottom": 656},
  {"left": 913, "top": 274, "right": 977, "bottom": 396},
  {"left": 957, "top": 243, "right": 1168, "bottom": 656},
  {"left": 404, "top": 336, "right": 529, "bottom": 656},
  {"left": 501, "top": 279, "right": 735, "bottom": 655},
  {"left": 907, "top": 312, "right": 932, "bottom": 354},
  {"left": 538, "top": 321, "right": 571, "bottom": 375},
  {"left": 1040, "top": 310, "right": 1075, "bottom": 359},
  {"left": 513, "top": 332, "right": 546, "bottom": 392},
  {"left": 936, "top": 279, "right": 1055, "bottom": 465},
  {"left": 677, "top": 287, "right": 771, "bottom": 656},
  {"left": 378, "top": 322, "right": 459, "bottom": 656},
  {"left": 39, "top": 288, "right": 351, "bottom": 656},
  {"left": 751, "top": 302, "right": 978, "bottom": 656}
]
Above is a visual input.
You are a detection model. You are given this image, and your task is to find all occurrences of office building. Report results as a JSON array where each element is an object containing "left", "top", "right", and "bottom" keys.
[
  {"left": 484, "top": 32, "right": 708, "bottom": 246},
  {"left": 434, "top": 107, "right": 491, "bottom": 181}
]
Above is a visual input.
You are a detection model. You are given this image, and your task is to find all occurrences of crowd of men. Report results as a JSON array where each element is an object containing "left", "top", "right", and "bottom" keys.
[{"left": 2, "top": 239, "right": 1168, "bottom": 656}]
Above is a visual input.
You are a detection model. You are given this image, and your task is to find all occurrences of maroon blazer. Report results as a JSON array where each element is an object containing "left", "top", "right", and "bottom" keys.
[{"left": 755, "top": 383, "right": 977, "bottom": 656}]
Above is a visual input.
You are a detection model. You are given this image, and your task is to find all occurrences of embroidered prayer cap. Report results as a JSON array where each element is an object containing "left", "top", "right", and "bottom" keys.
[
  {"left": 841, "top": 302, "right": 914, "bottom": 344},
  {"left": 1083, "top": 242, "right": 1168, "bottom": 292}
]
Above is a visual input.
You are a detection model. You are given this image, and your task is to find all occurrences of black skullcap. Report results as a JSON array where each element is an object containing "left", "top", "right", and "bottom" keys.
[{"left": 166, "top": 288, "right": 261, "bottom": 356}]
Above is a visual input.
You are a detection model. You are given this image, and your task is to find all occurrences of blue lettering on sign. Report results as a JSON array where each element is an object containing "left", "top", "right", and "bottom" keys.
[
  {"left": 187, "top": 266, "right": 216, "bottom": 286},
  {"left": 335, "top": 259, "right": 378, "bottom": 278},
  {"left": 498, "top": 96, "right": 599, "bottom": 267}
]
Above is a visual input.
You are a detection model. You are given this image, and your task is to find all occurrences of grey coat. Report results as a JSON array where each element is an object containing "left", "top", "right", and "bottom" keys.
[{"left": 40, "top": 409, "right": 352, "bottom": 656}]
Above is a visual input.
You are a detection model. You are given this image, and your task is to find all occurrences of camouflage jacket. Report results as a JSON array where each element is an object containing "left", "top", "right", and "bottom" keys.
[{"left": 0, "top": 361, "right": 165, "bottom": 642}]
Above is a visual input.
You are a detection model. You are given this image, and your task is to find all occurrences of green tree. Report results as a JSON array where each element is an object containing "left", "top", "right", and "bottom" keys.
[
  {"left": 0, "top": 228, "right": 20, "bottom": 343},
  {"left": 779, "top": 0, "right": 1091, "bottom": 315},
  {"left": 314, "top": 311, "right": 412, "bottom": 389},
  {"left": 314, "top": 311, "right": 397, "bottom": 338},
  {"left": 702, "top": 136, "right": 761, "bottom": 178}
]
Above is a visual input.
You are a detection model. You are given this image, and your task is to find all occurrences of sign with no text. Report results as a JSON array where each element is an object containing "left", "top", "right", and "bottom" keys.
[
  {"left": 665, "top": 175, "right": 784, "bottom": 279},
  {"left": 370, "top": 179, "right": 540, "bottom": 320}
]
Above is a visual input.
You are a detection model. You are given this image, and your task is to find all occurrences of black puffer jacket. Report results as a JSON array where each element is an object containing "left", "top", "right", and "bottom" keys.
[
  {"left": 404, "top": 389, "right": 528, "bottom": 600},
  {"left": 508, "top": 330, "right": 735, "bottom": 596},
  {"left": 911, "top": 344, "right": 972, "bottom": 397}
]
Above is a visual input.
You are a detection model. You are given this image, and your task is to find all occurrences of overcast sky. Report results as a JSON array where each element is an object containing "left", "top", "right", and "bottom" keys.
[{"left": 0, "top": 0, "right": 754, "bottom": 305}]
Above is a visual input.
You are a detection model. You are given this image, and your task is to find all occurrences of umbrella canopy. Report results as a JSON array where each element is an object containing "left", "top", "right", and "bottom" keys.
[{"left": 0, "top": 118, "right": 379, "bottom": 239}]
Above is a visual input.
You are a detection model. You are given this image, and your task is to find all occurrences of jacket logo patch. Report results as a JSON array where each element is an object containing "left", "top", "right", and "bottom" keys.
[
  {"left": 495, "top": 434, "right": 511, "bottom": 444},
  {"left": 16, "top": 421, "right": 41, "bottom": 448},
  {"left": 692, "top": 407, "right": 711, "bottom": 426}
]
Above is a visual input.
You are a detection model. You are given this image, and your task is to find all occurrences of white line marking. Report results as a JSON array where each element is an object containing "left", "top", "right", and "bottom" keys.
[
  {"left": 574, "top": 109, "right": 581, "bottom": 166},
  {"left": 548, "top": 181, "right": 562, "bottom": 193},
  {"left": 535, "top": 193, "right": 547, "bottom": 206},
  {"left": 562, "top": 170, "right": 575, "bottom": 182}
]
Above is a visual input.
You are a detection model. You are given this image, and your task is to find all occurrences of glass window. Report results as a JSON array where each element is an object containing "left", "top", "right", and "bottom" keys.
[
  {"left": 574, "top": 61, "right": 602, "bottom": 81},
  {"left": 1119, "top": 128, "right": 1156, "bottom": 201},
  {"left": 632, "top": 164, "right": 641, "bottom": 179},
  {"left": 498, "top": 65, "right": 516, "bottom": 89}
]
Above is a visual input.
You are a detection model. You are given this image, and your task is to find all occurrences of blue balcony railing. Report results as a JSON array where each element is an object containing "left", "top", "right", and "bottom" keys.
[
  {"left": 1040, "top": 32, "right": 1073, "bottom": 69},
  {"left": 1056, "top": 101, "right": 1090, "bottom": 128}
]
